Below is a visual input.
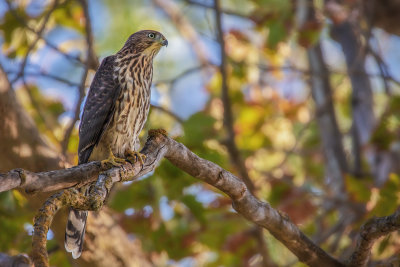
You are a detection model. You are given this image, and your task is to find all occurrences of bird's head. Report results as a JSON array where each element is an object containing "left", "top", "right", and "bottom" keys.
[{"left": 120, "top": 30, "right": 168, "bottom": 56}]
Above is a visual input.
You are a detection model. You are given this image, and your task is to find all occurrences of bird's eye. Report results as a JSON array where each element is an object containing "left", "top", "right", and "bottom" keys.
[{"left": 148, "top": 33, "right": 155, "bottom": 39}]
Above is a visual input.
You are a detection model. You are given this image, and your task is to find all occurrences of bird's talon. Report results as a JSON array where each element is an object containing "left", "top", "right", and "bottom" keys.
[
  {"left": 101, "top": 155, "right": 125, "bottom": 169},
  {"left": 125, "top": 150, "right": 146, "bottom": 165}
]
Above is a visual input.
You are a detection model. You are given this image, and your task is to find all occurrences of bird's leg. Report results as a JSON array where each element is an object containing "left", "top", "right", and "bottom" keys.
[
  {"left": 101, "top": 147, "right": 126, "bottom": 168},
  {"left": 125, "top": 149, "right": 146, "bottom": 165}
]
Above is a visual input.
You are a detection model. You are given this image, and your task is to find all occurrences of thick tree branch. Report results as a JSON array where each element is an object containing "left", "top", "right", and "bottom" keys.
[
  {"left": 5, "top": 129, "right": 398, "bottom": 266},
  {"left": 2, "top": 130, "right": 344, "bottom": 267},
  {"left": 0, "top": 161, "right": 102, "bottom": 193},
  {"left": 348, "top": 209, "right": 400, "bottom": 267},
  {"left": 0, "top": 253, "right": 32, "bottom": 267},
  {"left": 162, "top": 134, "right": 342, "bottom": 267}
]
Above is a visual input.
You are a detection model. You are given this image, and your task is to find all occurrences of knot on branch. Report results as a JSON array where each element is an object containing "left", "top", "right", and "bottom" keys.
[
  {"left": 148, "top": 128, "right": 168, "bottom": 138},
  {"left": 7, "top": 168, "right": 27, "bottom": 186}
]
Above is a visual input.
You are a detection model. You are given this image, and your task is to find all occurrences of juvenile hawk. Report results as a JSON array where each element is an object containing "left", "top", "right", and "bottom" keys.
[{"left": 65, "top": 30, "right": 168, "bottom": 259}]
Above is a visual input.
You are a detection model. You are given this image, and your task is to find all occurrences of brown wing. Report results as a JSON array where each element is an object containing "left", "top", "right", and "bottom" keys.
[{"left": 78, "top": 55, "right": 121, "bottom": 164}]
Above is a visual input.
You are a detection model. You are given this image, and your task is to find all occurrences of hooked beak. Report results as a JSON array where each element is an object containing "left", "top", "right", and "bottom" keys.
[{"left": 162, "top": 39, "right": 168, "bottom": 47}]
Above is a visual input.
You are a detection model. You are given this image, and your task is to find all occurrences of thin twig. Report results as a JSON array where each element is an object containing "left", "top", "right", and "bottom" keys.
[
  {"left": 214, "top": 0, "right": 255, "bottom": 193},
  {"left": 184, "top": 0, "right": 250, "bottom": 19},
  {"left": 5, "top": 69, "right": 79, "bottom": 87},
  {"left": 152, "top": 0, "right": 210, "bottom": 66},
  {"left": 21, "top": 78, "right": 59, "bottom": 142},
  {"left": 78, "top": 0, "right": 99, "bottom": 70},
  {"left": 151, "top": 104, "right": 184, "bottom": 123},
  {"left": 154, "top": 65, "right": 214, "bottom": 86},
  {"left": 60, "top": 66, "right": 88, "bottom": 155},
  {"left": 5, "top": 0, "right": 62, "bottom": 141},
  {"left": 5, "top": 0, "right": 84, "bottom": 66},
  {"left": 264, "top": 117, "right": 313, "bottom": 175},
  {"left": 6, "top": 0, "right": 60, "bottom": 84}
]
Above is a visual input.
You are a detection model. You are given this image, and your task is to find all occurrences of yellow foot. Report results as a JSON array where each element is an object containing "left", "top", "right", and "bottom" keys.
[
  {"left": 125, "top": 150, "right": 147, "bottom": 165},
  {"left": 101, "top": 154, "right": 126, "bottom": 169}
]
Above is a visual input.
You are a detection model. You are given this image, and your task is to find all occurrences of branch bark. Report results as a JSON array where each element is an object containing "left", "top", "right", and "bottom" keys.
[
  {"left": 348, "top": 209, "right": 400, "bottom": 267},
  {"left": 1, "top": 130, "right": 344, "bottom": 267},
  {"left": 0, "top": 253, "right": 32, "bottom": 267},
  {"left": 3, "top": 125, "right": 398, "bottom": 266}
]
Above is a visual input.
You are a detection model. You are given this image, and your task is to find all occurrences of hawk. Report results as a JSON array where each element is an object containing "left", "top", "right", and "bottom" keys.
[{"left": 65, "top": 30, "right": 168, "bottom": 259}]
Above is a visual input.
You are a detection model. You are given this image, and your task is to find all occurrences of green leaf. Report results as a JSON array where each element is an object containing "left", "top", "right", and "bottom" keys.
[
  {"left": 180, "top": 194, "right": 206, "bottom": 224},
  {"left": 267, "top": 21, "right": 287, "bottom": 49},
  {"left": 181, "top": 112, "right": 216, "bottom": 147},
  {"left": 52, "top": 1, "right": 84, "bottom": 33},
  {"left": 109, "top": 178, "right": 156, "bottom": 212},
  {"left": 345, "top": 175, "right": 372, "bottom": 203},
  {"left": 371, "top": 173, "right": 400, "bottom": 216}
]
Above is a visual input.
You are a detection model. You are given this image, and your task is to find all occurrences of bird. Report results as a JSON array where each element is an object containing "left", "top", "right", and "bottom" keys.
[{"left": 64, "top": 30, "right": 168, "bottom": 259}]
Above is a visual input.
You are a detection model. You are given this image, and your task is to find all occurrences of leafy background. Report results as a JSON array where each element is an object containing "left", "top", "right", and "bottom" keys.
[{"left": 1, "top": 0, "right": 400, "bottom": 266}]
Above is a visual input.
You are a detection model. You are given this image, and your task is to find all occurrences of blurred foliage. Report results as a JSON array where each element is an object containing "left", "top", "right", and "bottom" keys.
[{"left": 1, "top": 0, "right": 400, "bottom": 266}]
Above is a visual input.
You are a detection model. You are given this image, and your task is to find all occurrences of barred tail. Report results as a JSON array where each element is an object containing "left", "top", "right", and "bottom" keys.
[{"left": 65, "top": 209, "right": 88, "bottom": 259}]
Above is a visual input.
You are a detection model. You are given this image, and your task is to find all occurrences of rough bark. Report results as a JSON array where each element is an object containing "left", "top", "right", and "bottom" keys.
[
  {"left": 3, "top": 126, "right": 399, "bottom": 266},
  {"left": 0, "top": 253, "right": 32, "bottom": 267},
  {"left": 348, "top": 209, "right": 400, "bottom": 267},
  {"left": 0, "top": 66, "right": 151, "bottom": 267},
  {"left": 2, "top": 130, "right": 344, "bottom": 267}
]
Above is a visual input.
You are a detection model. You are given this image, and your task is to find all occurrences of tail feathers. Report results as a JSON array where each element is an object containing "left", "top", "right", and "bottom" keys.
[{"left": 65, "top": 209, "right": 88, "bottom": 259}]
